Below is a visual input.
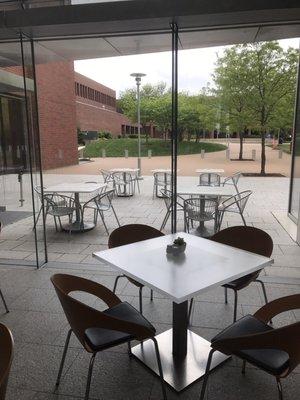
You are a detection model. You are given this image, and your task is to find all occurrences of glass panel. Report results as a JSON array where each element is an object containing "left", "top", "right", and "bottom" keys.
[
  {"left": 290, "top": 64, "right": 300, "bottom": 221},
  {"left": 0, "top": 38, "right": 46, "bottom": 266},
  {"left": 33, "top": 32, "right": 172, "bottom": 264}
]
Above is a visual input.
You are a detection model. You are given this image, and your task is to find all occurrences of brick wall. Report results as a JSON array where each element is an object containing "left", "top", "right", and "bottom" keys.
[
  {"left": 75, "top": 71, "right": 133, "bottom": 136},
  {"left": 36, "top": 61, "right": 78, "bottom": 170}
]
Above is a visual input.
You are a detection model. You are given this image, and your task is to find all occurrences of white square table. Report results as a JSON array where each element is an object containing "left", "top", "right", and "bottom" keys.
[
  {"left": 44, "top": 182, "right": 106, "bottom": 232},
  {"left": 109, "top": 168, "right": 140, "bottom": 197},
  {"left": 93, "top": 232, "right": 273, "bottom": 391}
]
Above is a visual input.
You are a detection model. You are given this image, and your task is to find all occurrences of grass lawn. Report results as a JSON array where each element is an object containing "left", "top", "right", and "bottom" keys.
[{"left": 84, "top": 138, "right": 227, "bottom": 157}]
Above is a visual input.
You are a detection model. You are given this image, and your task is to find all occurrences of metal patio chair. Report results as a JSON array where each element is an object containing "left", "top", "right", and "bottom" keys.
[
  {"left": 0, "top": 323, "right": 14, "bottom": 400},
  {"left": 198, "top": 172, "right": 221, "bottom": 187},
  {"left": 153, "top": 172, "right": 171, "bottom": 198},
  {"left": 51, "top": 273, "right": 167, "bottom": 400},
  {"left": 0, "top": 223, "right": 9, "bottom": 314},
  {"left": 113, "top": 172, "right": 135, "bottom": 197},
  {"left": 108, "top": 224, "right": 164, "bottom": 314},
  {"left": 222, "top": 171, "right": 242, "bottom": 192},
  {"left": 199, "top": 294, "right": 300, "bottom": 400},
  {"left": 188, "top": 226, "right": 273, "bottom": 324},
  {"left": 217, "top": 190, "right": 252, "bottom": 229},
  {"left": 160, "top": 189, "right": 185, "bottom": 231},
  {"left": 100, "top": 169, "right": 115, "bottom": 190},
  {"left": 43, "top": 194, "right": 76, "bottom": 233},
  {"left": 81, "top": 189, "right": 120, "bottom": 235},
  {"left": 183, "top": 196, "right": 219, "bottom": 236}
]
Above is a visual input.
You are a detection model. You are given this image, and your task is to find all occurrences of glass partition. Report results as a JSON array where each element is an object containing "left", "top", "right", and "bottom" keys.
[{"left": 0, "top": 37, "right": 46, "bottom": 267}]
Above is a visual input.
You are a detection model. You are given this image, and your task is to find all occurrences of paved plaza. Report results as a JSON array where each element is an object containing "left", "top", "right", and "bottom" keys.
[{"left": 0, "top": 172, "right": 299, "bottom": 399}]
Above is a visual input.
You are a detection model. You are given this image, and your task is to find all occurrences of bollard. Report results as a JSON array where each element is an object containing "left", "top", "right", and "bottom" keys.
[
  {"left": 252, "top": 149, "right": 256, "bottom": 160},
  {"left": 125, "top": 149, "right": 128, "bottom": 158},
  {"left": 101, "top": 149, "right": 106, "bottom": 158},
  {"left": 58, "top": 149, "right": 63, "bottom": 159},
  {"left": 201, "top": 149, "right": 205, "bottom": 159},
  {"left": 226, "top": 149, "right": 230, "bottom": 159},
  {"left": 148, "top": 149, "right": 152, "bottom": 159},
  {"left": 279, "top": 149, "right": 283, "bottom": 159}
]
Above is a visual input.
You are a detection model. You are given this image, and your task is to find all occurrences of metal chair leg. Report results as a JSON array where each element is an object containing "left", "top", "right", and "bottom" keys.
[
  {"left": 98, "top": 210, "right": 109, "bottom": 235},
  {"left": 127, "top": 341, "right": 132, "bottom": 357},
  {"left": 276, "top": 378, "right": 283, "bottom": 400},
  {"left": 241, "top": 212, "right": 247, "bottom": 226},
  {"left": 256, "top": 279, "right": 272, "bottom": 324},
  {"left": 242, "top": 360, "right": 246, "bottom": 374},
  {"left": 56, "top": 329, "right": 72, "bottom": 387},
  {"left": 199, "top": 349, "right": 215, "bottom": 400},
  {"left": 0, "top": 289, "right": 9, "bottom": 313},
  {"left": 139, "top": 286, "right": 143, "bottom": 314},
  {"left": 151, "top": 337, "right": 167, "bottom": 400},
  {"left": 113, "top": 275, "right": 124, "bottom": 293},
  {"left": 188, "top": 298, "right": 194, "bottom": 325},
  {"left": 111, "top": 204, "right": 121, "bottom": 227},
  {"left": 224, "top": 287, "right": 228, "bottom": 304},
  {"left": 233, "top": 290, "right": 238, "bottom": 322},
  {"left": 33, "top": 206, "right": 43, "bottom": 230},
  {"left": 150, "top": 289, "right": 154, "bottom": 301},
  {"left": 160, "top": 210, "right": 170, "bottom": 231},
  {"left": 85, "top": 353, "right": 96, "bottom": 400}
]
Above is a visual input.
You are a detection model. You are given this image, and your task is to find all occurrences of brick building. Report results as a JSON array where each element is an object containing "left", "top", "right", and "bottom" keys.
[
  {"left": 34, "top": 64, "right": 135, "bottom": 170},
  {"left": 74, "top": 72, "right": 134, "bottom": 137}
]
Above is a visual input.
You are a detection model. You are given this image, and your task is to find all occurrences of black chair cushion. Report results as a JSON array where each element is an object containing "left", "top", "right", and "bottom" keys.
[
  {"left": 85, "top": 302, "right": 155, "bottom": 352},
  {"left": 212, "top": 315, "right": 290, "bottom": 375}
]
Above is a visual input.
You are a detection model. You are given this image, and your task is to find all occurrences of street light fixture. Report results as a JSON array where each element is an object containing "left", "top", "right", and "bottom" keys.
[{"left": 130, "top": 72, "right": 146, "bottom": 176}]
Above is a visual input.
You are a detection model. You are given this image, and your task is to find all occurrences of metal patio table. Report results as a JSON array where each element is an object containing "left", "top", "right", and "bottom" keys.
[
  {"left": 44, "top": 182, "right": 106, "bottom": 232},
  {"left": 93, "top": 232, "right": 273, "bottom": 392}
]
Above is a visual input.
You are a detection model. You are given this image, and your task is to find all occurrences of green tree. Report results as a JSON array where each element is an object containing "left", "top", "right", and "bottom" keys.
[{"left": 214, "top": 42, "right": 298, "bottom": 173}]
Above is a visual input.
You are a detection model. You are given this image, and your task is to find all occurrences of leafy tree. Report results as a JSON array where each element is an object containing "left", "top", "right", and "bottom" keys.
[{"left": 214, "top": 42, "right": 298, "bottom": 173}]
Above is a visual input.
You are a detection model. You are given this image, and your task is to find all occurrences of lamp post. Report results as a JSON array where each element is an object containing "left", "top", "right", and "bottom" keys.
[{"left": 130, "top": 72, "right": 146, "bottom": 176}]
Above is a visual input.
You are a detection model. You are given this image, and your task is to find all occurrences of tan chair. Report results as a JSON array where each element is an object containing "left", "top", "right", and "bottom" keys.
[
  {"left": 200, "top": 294, "right": 300, "bottom": 400},
  {"left": 0, "top": 223, "right": 9, "bottom": 313},
  {"left": 0, "top": 323, "right": 14, "bottom": 400},
  {"left": 189, "top": 226, "right": 273, "bottom": 323},
  {"left": 109, "top": 224, "right": 164, "bottom": 313},
  {"left": 51, "top": 274, "right": 166, "bottom": 400}
]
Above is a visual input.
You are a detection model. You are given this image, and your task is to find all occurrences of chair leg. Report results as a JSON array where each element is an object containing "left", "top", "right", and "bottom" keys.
[
  {"left": 276, "top": 377, "right": 283, "bottom": 400},
  {"left": 85, "top": 353, "right": 96, "bottom": 400},
  {"left": 33, "top": 206, "right": 42, "bottom": 230},
  {"left": 111, "top": 204, "right": 121, "bottom": 227},
  {"left": 56, "top": 329, "right": 72, "bottom": 387},
  {"left": 127, "top": 341, "right": 132, "bottom": 357},
  {"left": 241, "top": 212, "right": 247, "bottom": 226},
  {"left": 150, "top": 289, "right": 154, "bottom": 301},
  {"left": 256, "top": 279, "right": 272, "bottom": 324},
  {"left": 113, "top": 275, "right": 123, "bottom": 293},
  {"left": 0, "top": 289, "right": 9, "bottom": 313},
  {"left": 199, "top": 349, "right": 215, "bottom": 400},
  {"left": 224, "top": 287, "right": 228, "bottom": 304},
  {"left": 151, "top": 337, "right": 167, "bottom": 400},
  {"left": 188, "top": 298, "right": 194, "bottom": 325},
  {"left": 139, "top": 286, "right": 143, "bottom": 314},
  {"left": 54, "top": 216, "right": 58, "bottom": 232},
  {"left": 241, "top": 360, "right": 246, "bottom": 374},
  {"left": 98, "top": 210, "right": 109, "bottom": 235},
  {"left": 160, "top": 210, "right": 170, "bottom": 231},
  {"left": 233, "top": 290, "right": 238, "bottom": 323}
]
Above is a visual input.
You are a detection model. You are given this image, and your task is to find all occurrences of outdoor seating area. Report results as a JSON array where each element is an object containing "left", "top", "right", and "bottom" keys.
[{"left": 0, "top": 172, "right": 299, "bottom": 399}]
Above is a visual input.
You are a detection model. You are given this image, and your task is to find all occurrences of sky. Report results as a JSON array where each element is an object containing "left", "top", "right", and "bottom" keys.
[{"left": 74, "top": 38, "right": 299, "bottom": 97}]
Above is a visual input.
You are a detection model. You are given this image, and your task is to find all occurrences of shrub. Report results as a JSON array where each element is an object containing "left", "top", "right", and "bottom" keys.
[
  {"left": 77, "top": 128, "right": 85, "bottom": 145},
  {"left": 128, "top": 134, "right": 138, "bottom": 139},
  {"left": 98, "top": 131, "right": 112, "bottom": 139}
]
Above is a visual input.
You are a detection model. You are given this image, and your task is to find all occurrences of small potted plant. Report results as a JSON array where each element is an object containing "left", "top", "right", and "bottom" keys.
[{"left": 166, "top": 237, "right": 186, "bottom": 255}]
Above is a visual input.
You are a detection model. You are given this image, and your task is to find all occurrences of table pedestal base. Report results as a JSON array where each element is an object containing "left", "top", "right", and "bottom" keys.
[
  {"left": 62, "top": 221, "right": 95, "bottom": 233},
  {"left": 132, "top": 328, "right": 229, "bottom": 392}
]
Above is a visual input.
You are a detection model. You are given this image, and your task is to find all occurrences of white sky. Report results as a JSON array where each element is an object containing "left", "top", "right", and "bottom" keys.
[{"left": 74, "top": 38, "right": 299, "bottom": 97}]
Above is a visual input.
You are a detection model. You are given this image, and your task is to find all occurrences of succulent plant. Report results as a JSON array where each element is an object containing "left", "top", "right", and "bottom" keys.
[{"left": 173, "top": 237, "right": 186, "bottom": 246}]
